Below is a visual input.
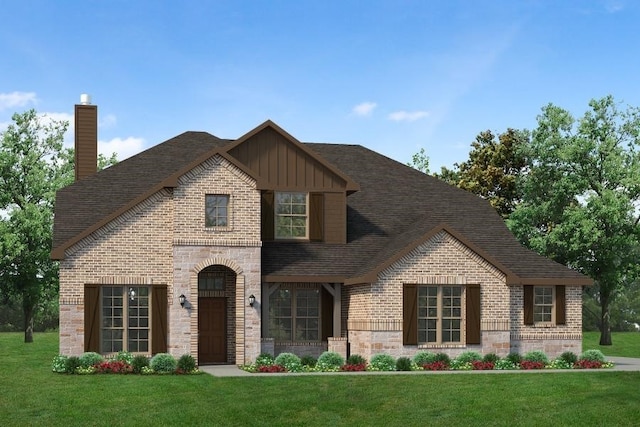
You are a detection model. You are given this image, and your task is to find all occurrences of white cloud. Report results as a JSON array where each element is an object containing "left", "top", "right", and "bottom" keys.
[
  {"left": 604, "top": 0, "right": 624, "bottom": 13},
  {"left": 387, "top": 110, "right": 430, "bottom": 122},
  {"left": 99, "top": 136, "right": 145, "bottom": 160},
  {"left": 0, "top": 91, "right": 38, "bottom": 111},
  {"left": 100, "top": 114, "right": 117, "bottom": 129},
  {"left": 352, "top": 102, "right": 377, "bottom": 117}
]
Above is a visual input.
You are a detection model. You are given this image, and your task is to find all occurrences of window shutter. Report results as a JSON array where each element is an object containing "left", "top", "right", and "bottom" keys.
[
  {"left": 84, "top": 284, "right": 100, "bottom": 352},
  {"left": 261, "top": 191, "right": 274, "bottom": 240},
  {"left": 403, "top": 285, "right": 418, "bottom": 345},
  {"left": 523, "top": 285, "right": 534, "bottom": 325},
  {"left": 309, "top": 192, "right": 324, "bottom": 241},
  {"left": 556, "top": 285, "right": 566, "bottom": 325},
  {"left": 152, "top": 286, "right": 168, "bottom": 354},
  {"left": 321, "top": 286, "right": 333, "bottom": 341},
  {"left": 466, "top": 284, "right": 481, "bottom": 344}
]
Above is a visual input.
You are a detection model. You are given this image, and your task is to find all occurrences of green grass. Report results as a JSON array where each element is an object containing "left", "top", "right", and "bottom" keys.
[
  {"left": 583, "top": 331, "right": 640, "bottom": 357},
  {"left": 1, "top": 333, "right": 640, "bottom": 426}
]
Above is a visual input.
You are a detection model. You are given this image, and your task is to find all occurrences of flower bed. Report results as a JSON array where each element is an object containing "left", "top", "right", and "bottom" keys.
[
  {"left": 241, "top": 349, "right": 615, "bottom": 373},
  {"left": 52, "top": 351, "right": 201, "bottom": 375}
]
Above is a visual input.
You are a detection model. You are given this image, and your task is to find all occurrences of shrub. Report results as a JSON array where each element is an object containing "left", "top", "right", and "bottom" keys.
[
  {"left": 456, "top": 351, "right": 483, "bottom": 364},
  {"left": 80, "top": 352, "right": 103, "bottom": 368},
  {"left": 434, "top": 353, "right": 451, "bottom": 365},
  {"left": 506, "top": 352, "right": 522, "bottom": 365},
  {"left": 316, "top": 351, "right": 344, "bottom": 371},
  {"left": 413, "top": 351, "right": 437, "bottom": 366},
  {"left": 177, "top": 354, "right": 197, "bottom": 373},
  {"left": 255, "top": 353, "right": 275, "bottom": 367},
  {"left": 559, "top": 351, "right": 578, "bottom": 365},
  {"left": 472, "top": 360, "right": 495, "bottom": 370},
  {"left": 115, "top": 351, "right": 134, "bottom": 365},
  {"left": 483, "top": 353, "right": 500, "bottom": 363},
  {"left": 494, "top": 359, "right": 518, "bottom": 370},
  {"left": 300, "top": 355, "right": 317, "bottom": 367},
  {"left": 520, "top": 361, "right": 545, "bottom": 370},
  {"left": 347, "top": 354, "right": 366, "bottom": 365},
  {"left": 131, "top": 355, "right": 149, "bottom": 374},
  {"left": 450, "top": 359, "right": 473, "bottom": 370},
  {"left": 548, "top": 358, "right": 573, "bottom": 369},
  {"left": 95, "top": 360, "right": 133, "bottom": 374},
  {"left": 369, "top": 354, "right": 396, "bottom": 371},
  {"left": 150, "top": 353, "right": 177, "bottom": 373},
  {"left": 422, "top": 361, "right": 449, "bottom": 371},
  {"left": 52, "top": 355, "right": 68, "bottom": 373},
  {"left": 523, "top": 350, "right": 549, "bottom": 364},
  {"left": 65, "top": 356, "right": 81, "bottom": 374},
  {"left": 580, "top": 349, "right": 606, "bottom": 363},
  {"left": 395, "top": 357, "right": 413, "bottom": 371},
  {"left": 274, "top": 352, "right": 302, "bottom": 372}
]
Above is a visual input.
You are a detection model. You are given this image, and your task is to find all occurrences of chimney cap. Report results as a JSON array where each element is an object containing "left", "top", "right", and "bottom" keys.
[{"left": 80, "top": 94, "right": 91, "bottom": 105}]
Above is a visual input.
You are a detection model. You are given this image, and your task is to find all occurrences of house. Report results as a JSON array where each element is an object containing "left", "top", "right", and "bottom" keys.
[{"left": 53, "top": 99, "right": 592, "bottom": 365}]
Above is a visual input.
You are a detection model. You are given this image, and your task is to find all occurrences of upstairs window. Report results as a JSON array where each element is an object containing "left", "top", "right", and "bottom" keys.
[
  {"left": 275, "top": 192, "right": 307, "bottom": 239},
  {"left": 205, "top": 195, "right": 229, "bottom": 227}
]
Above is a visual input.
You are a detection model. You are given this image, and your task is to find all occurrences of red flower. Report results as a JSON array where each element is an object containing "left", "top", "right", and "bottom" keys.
[
  {"left": 257, "top": 364, "right": 286, "bottom": 373},
  {"left": 574, "top": 360, "right": 603, "bottom": 369},
  {"left": 422, "top": 361, "right": 449, "bottom": 371},
  {"left": 340, "top": 363, "right": 367, "bottom": 371},
  {"left": 472, "top": 361, "right": 495, "bottom": 370},
  {"left": 520, "top": 361, "right": 545, "bottom": 370}
]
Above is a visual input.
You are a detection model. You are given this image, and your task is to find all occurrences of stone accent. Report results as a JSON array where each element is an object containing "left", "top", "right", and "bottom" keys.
[
  {"left": 261, "top": 338, "right": 275, "bottom": 356},
  {"left": 328, "top": 337, "right": 348, "bottom": 360}
]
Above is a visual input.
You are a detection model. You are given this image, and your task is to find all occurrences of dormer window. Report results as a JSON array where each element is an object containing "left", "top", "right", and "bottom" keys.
[{"left": 275, "top": 192, "right": 307, "bottom": 239}]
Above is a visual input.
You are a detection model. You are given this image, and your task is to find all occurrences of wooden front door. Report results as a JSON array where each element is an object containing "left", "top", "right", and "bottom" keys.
[{"left": 198, "top": 297, "right": 227, "bottom": 364}]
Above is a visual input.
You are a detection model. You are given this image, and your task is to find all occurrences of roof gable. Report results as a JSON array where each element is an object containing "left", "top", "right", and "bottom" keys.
[{"left": 226, "top": 120, "right": 359, "bottom": 192}]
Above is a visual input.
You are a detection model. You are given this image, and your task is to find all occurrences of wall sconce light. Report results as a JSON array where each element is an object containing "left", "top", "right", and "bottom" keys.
[
  {"left": 129, "top": 288, "right": 136, "bottom": 301},
  {"left": 248, "top": 294, "right": 255, "bottom": 307},
  {"left": 179, "top": 294, "right": 186, "bottom": 308}
]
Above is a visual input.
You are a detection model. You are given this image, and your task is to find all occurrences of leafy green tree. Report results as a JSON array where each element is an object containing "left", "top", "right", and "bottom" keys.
[
  {"left": 0, "top": 110, "right": 69, "bottom": 342},
  {"left": 407, "top": 147, "right": 430, "bottom": 174},
  {"left": 435, "top": 129, "right": 528, "bottom": 218},
  {"left": 508, "top": 96, "right": 640, "bottom": 345}
]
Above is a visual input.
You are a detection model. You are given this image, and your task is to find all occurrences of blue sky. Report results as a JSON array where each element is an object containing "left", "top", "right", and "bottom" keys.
[{"left": 1, "top": 0, "right": 638, "bottom": 171}]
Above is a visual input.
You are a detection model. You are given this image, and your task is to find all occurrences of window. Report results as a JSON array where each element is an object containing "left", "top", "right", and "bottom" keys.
[
  {"left": 101, "top": 286, "right": 150, "bottom": 353},
  {"left": 534, "top": 286, "right": 554, "bottom": 323},
  {"left": 275, "top": 192, "right": 307, "bottom": 239},
  {"left": 524, "top": 285, "right": 565, "bottom": 326},
  {"left": 269, "top": 285, "right": 320, "bottom": 341},
  {"left": 417, "top": 286, "right": 463, "bottom": 344},
  {"left": 404, "top": 284, "right": 480, "bottom": 346},
  {"left": 205, "top": 194, "right": 229, "bottom": 227}
]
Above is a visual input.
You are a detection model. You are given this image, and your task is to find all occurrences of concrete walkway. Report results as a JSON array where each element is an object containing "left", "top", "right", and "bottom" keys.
[{"left": 200, "top": 357, "right": 640, "bottom": 377}]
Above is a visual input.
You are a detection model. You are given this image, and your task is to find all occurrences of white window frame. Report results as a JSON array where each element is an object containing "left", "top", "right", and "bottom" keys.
[{"left": 274, "top": 192, "right": 308, "bottom": 239}]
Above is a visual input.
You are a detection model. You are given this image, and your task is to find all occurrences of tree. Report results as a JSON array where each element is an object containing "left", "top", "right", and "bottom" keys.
[
  {"left": 507, "top": 96, "right": 640, "bottom": 345},
  {"left": 407, "top": 148, "right": 430, "bottom": 174},
  {"left": 435, "top": 129, "right": 528, "bottom": 218},
  {"left": 0, "top": 110, "right": 69, "bottom": 342}
]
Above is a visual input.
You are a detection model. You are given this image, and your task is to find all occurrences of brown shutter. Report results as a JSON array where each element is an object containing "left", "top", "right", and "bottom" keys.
[
  {"left": 556, "top": 285, "right": 566, "bottom": 325},
  {"left": 466, "top": 284, "right": 481, "bottom": 344},
  {"left": 403, "top": 285, "right": 418, "bottom": 345},
  {"left": 523, "top": 285, "right": 534, "bottom": 325},
  {"left": 152, "top": 286, "right": 168, "bottom": 354},
  {"left": 309, "top": 192, "right": 324, "bottom": 242},
  {"left": 84, "top": 284, "right": 100, "bottom": 352},
  {"left": 261, "top": 191, "right": 274, "bottom": 240}
]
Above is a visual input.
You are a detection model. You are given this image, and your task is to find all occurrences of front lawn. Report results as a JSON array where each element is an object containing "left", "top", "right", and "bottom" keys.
[{"left": 1, "top": 332, "right": 639, "bottom": 426}]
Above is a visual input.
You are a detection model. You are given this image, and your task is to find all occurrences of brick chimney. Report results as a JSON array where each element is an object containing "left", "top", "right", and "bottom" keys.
[{"left": 74, "top": 94, "right": 98, "bottom": 181}]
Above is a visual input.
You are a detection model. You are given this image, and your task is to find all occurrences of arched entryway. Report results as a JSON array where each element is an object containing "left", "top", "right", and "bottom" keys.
[{"left": 197, "top": 265, "right": 237, "bottom": 364}]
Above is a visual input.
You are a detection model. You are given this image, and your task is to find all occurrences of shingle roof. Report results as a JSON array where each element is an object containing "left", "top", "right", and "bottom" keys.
[{"left": 52, "top": 129, "right": 591, "bottom": 285}]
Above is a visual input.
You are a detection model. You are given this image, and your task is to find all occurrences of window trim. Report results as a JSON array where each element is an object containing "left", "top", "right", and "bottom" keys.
[
  {"left": 204, "top": 194, "right": 231, "bottom": 229},
  {"left": 268, "top": 284, "right": 321, "bottom": 342},
  {"left": 533, "top": 286, "right": 555, "bottom": 325},
  {"left": 417, "top": 285, "right": 465, "bottom": 345},
  {"left": 274, "top": 192, "right": 309, "bottom": 240},
  {"left": 100, "top": 285, "right": 152, "bottom": 355},
  {"left": 524, "top": 285, "right": 566, "bottom": 327}
]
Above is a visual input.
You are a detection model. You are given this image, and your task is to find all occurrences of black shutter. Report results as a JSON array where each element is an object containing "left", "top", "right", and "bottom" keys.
[
  {"left": 152, "top": 286, "right": 168, "bottom": 354},
  {"left": 84, "top": 284, "right": 100, "bottom": 352},
  {"left": 261, "top": 191, "right": 274, "bottom": 240},
  {"left": 523, "top": 285, "right": 534, "bottom": 325},
  {"left": 556, "top": 285, "right": 566, "bottom": 325},
  {"left": 403, "top": 285, "right": 418, "bottom": 345},
  {"left": 466, "top": 284, "right": 481, "bottom": 344},
  {"left": 309, "top": 193, "right": 324, "bottom": 241}
]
